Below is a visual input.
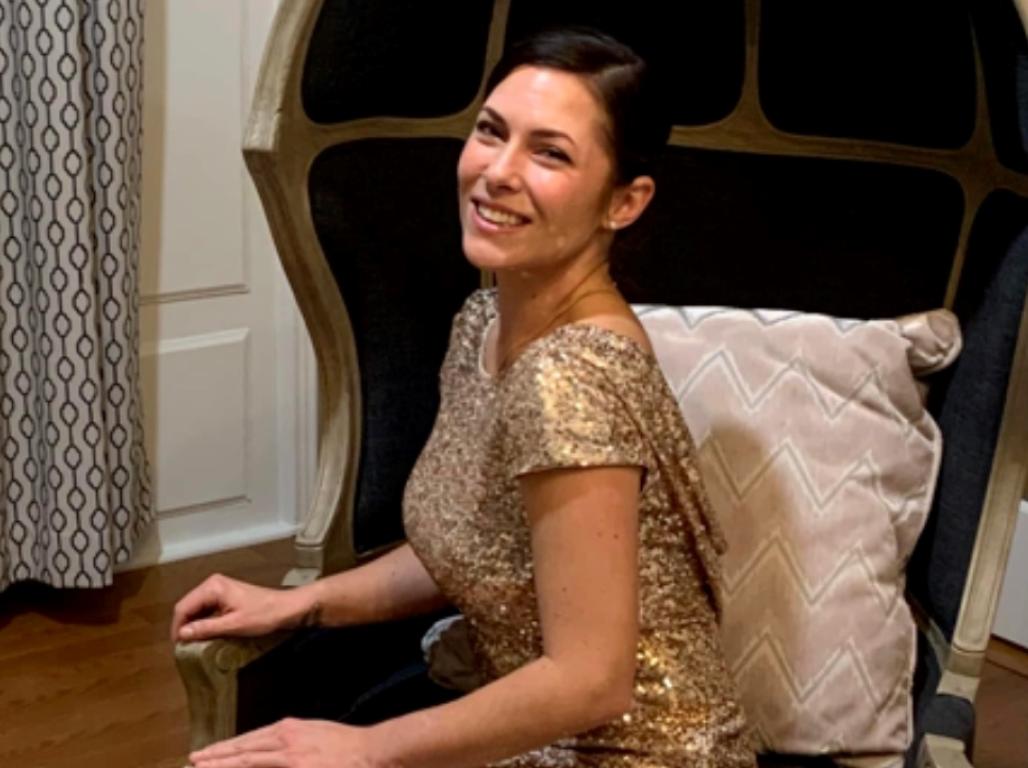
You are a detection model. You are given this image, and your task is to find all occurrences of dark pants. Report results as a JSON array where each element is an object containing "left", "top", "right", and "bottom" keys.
[{"left": 237, "top": 612, "right": 461, "bottom": 732}]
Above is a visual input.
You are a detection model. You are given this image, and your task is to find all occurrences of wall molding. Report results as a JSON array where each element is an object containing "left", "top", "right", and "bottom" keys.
[
  {"left": 120, "top": 516, "right": 296, "bottom": 571},
  {"left": 141, "top": 284, "right": 249, "bottom": 305},
  {"left": 141, "top": 327, "right": 250, "bottom": 357}
]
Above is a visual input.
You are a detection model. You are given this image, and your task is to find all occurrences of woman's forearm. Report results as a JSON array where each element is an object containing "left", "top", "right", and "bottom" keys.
[
  {"left": 367, "top": 655, "right": 631, "bottom": 768},
  {"left": 294, "top": 543, "right": 449, "bottom": 627}
]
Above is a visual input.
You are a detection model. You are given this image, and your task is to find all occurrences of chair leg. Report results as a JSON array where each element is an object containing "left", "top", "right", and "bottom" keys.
[{"left": 917, "top": 734, "right": 974, "bottom": 768}]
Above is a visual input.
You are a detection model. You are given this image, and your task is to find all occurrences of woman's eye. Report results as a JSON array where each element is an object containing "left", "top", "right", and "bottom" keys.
[
  {"left": 539, "top": 147, "right": 571, "bottom": 163},
  {"left": 475, "top": 120, "right": 500, "bottom": 138}
]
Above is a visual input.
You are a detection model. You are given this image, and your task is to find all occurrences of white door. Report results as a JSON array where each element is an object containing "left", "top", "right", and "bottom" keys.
[{"left": 125, "top": 0, "right": 315, "bottom": 567}]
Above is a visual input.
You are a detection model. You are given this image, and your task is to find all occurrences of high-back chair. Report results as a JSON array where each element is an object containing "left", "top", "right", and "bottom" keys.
[{"left": 175, "top": 2, "right": 1028, "bottom": 766}]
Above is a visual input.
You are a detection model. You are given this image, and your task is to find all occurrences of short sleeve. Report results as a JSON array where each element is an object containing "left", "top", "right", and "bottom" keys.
[
  {"left": 438, "top": 289, "right": 494, "bottom": 395},
  {"left": 500, "top": 340, "right": 649, "bottom": 479}
]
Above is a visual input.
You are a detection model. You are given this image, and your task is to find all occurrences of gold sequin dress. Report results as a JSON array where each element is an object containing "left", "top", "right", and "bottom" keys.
[{"left": 403, "top": 289, "right": 754, "bottom": 767}]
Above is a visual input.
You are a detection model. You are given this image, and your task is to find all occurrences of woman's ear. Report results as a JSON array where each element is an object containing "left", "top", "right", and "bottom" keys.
[{"left": 605, "top": 176, "right": 656, "bottom": 231}]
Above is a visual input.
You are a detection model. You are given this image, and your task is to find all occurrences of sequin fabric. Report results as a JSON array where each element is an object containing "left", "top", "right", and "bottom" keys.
[{"left": 404, "top": 289, "right": 755, "bottom": 767}]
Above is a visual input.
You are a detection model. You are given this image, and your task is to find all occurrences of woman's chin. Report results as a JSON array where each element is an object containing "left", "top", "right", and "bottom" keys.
[{"left": 461, "top": 236, "right": 522, "bottom": 272}]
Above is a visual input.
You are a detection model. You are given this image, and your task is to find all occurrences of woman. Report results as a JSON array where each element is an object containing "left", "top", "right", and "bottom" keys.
[{"left": 176, "top": 28, "right": 755, "bottom": 768}]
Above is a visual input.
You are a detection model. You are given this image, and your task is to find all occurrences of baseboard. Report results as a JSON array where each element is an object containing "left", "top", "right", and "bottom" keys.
[{"left": 118, "top": 517, "right": 297, "bottom": 572}]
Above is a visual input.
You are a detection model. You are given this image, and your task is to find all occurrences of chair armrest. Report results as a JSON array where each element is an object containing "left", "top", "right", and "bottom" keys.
[{"left": 174, "top": 633, "right": 291, "bottom": 752}]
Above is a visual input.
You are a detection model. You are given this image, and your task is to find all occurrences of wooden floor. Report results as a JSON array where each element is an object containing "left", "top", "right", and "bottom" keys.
[
  {"left": 0, "top": 539, "right": 295, "bottom": 768},
  {"left": 976, "top": 639, "right": 1028, "bottom": 768},
  {"left": 1, "top": 540, "right": 1026, "bottom": 768}
]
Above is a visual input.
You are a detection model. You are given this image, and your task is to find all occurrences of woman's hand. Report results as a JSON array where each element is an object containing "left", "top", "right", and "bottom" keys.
[
  {"left": 171, "top": 573, "right": 315, "bottom": 643},
  {"left": 189, "top": 719, "right": 379, "bottom": 768}
]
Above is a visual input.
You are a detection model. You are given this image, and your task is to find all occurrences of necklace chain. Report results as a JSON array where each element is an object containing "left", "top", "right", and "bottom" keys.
[{"left": 495, "top": 261, "right": 618, "bottom": 374}]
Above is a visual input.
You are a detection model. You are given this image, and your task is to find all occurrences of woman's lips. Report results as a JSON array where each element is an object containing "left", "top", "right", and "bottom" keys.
[{"left": 470, "top": 200, "right": 531, "bottom": 233}]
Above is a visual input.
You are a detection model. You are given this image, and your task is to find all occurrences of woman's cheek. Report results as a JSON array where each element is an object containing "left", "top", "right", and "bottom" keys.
[{"left": 456, "top": 143, "right": 482, "bottom": 187}]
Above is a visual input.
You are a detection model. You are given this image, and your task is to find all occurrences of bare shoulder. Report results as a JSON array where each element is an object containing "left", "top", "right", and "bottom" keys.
[
  {"left": 564, "top": 292, "right": 655, "bottom": 356},
  {"left": 579, "top": 311, "right": 655, "bottom": 356}
]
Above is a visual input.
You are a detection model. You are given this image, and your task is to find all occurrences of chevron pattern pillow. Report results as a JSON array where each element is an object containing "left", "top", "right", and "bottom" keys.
[{"left": 636, "top": 306, "right": 961, "bottom": 757}]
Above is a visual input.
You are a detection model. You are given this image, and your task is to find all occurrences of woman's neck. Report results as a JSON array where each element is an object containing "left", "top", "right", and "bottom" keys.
[{"left": 491, "top": 248, "right": 618, "bottom": 372}]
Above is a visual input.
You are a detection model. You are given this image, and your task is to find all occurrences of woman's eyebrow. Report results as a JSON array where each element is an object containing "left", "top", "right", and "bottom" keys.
[
  {"left": 531, "top": 128, "right": 576, "bottom": 147},
  {"left": 481, "top": 106, "right": 508, "bottom": 127},
  {"left": 481, "top": 106, "right": 577, "bottom": 147}
]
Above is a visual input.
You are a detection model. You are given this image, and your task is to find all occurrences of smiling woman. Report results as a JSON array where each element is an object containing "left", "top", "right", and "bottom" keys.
[{"left": 176, "top": 27, "right": 755, "bottom": 768}]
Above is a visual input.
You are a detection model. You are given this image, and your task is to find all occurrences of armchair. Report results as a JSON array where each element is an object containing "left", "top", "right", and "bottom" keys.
[{"left": 175, "top": 1, "right": 1028, "bottom": 766}]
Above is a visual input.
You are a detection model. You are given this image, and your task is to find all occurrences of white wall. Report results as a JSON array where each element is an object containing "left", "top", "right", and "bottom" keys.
[
  {"left": 994, "top": 499, "right": 1028, "bottom": 648},
  {"left": 123, "top": 0, "right": 315, "bottom": 568}
]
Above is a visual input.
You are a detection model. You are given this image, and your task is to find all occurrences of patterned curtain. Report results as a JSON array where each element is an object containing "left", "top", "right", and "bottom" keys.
[{"left": 0, "top": 1, "right": 152, "bottom": 590}]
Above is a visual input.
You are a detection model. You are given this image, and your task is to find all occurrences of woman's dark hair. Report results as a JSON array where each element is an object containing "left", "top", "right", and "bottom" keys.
[{"left": 485, "top": 27, "right": 670, "bottom": 185}]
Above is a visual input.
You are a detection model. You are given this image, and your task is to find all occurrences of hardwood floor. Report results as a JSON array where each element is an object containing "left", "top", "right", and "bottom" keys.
[
  {"left": 975, "top": 643, "right": 1028, "bottom": 768},
  {"left": 0, "top": 539, "right": 294, "bottom": 768},
  {"left": 1, "top": 540, "right": 1025, "bottom": 768}
]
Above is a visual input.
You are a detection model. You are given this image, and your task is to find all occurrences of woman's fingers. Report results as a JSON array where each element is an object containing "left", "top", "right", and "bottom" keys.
[
  {"left": 172, "top": 594, "right": 219, "bottom": 642},
  {"left": 171, "top": 575, "right": 234, "bottom": 642},
  {"left": 191, "top": 752, "right": 290, "bottom": 768},
  {"left": 178, "top": 613, "right": 241, "bottom": 641},
  {"left": 190, "top": 726, "right": 287, "bottom": 767},
  {"left": 172, "top": 575, "right": 291, "bottom": 642},
  {"left": 192, "top": 730, "right": 283, "bottom": 759}
]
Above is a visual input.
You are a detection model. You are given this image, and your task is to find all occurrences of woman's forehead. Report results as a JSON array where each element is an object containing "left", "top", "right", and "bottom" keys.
[{"left": 484, "top": 66, "right": 607, "bottom": 138}]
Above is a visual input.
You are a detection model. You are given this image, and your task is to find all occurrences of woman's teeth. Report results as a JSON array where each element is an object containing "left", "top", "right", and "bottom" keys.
[{"left": 476, "top": 202, "right": 527, "bottom": 227}]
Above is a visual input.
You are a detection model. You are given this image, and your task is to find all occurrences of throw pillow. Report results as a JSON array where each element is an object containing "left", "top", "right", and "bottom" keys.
[{"left": 636, "top": 306, "right": 961, "bottom": 756}]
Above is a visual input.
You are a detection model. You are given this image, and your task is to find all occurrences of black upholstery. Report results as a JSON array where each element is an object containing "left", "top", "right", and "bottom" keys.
[
  {"left": 504, "top": 0, "right": 745, "bottom": 126},
  {"left": 611, "top": 148, "right": 962, "bottom": 316},
  {"left": 302, "top": 0, "right": 493, "bottom": 123},
  {"left": 910, "top": 196, "right": 1028, "bottom": 641},
  {"left": 759, "top": 0, "right": 976, "bottom": 148},
  {"left": 909, "top": 631, "right": 977, "bottom": 764},
  {"left": 308, "top": 139, "right": 480, "bottom": 554},
  {"left": 973, "top": 0, "right": 1028, "bottom": 173}
]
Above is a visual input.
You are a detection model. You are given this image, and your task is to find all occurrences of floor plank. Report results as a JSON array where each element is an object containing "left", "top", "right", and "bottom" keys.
[{"left": 1, "top": 539, "right": 1025, "bottom": 768}]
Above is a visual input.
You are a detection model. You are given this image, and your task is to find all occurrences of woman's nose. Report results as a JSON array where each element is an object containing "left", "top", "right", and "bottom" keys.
[{"left": 483, "top": 146, "right": 522, "bottom": 193}]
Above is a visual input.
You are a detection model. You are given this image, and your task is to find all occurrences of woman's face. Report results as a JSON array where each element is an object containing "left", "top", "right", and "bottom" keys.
[{"left": 457, "top": 66, "right": 618, "bottom": 274}]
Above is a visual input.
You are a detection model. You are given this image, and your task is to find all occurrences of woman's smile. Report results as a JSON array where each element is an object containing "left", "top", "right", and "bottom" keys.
[{"left": 470, "top": 199, "right": 532, "bottom": 232}]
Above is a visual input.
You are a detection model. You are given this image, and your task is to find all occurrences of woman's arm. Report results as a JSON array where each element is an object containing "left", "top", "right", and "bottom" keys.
[
  {"left": 366, "top": 464, "right": 641, "bottom": 768},
  {"left": 173, "top": 542, "right": 448, "bottom": 641},
  {"left": 187, "top": 464, "right": 641, "bottom": 768},
  {"left": 301, "top": 542, "right": 450, "bottom": 627}
]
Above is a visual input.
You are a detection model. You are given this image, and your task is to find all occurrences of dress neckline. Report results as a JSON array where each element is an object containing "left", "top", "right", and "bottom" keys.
[{"left": 475, "top": 291, "right": 659, "bottom": 382}]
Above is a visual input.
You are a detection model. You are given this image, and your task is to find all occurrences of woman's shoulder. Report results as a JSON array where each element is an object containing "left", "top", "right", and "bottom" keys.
[
  {"left": 521, "top": 316, "right": 656, "bottom": 379},
  {"left": 572, "top": 311, "right": 655, "bottom": 357},
  {"left": 500, "top": 318, "right": 662, "bottom": 419}
]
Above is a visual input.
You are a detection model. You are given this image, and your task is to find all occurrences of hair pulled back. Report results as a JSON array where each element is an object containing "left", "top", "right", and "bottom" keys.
[{"left": 485, "top": 27, "right": 670, "bottom": 185}]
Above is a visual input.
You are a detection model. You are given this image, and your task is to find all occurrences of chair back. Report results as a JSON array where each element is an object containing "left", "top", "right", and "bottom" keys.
[{"left": 246, "top": 1, "right": 1028, "bottom": 762}]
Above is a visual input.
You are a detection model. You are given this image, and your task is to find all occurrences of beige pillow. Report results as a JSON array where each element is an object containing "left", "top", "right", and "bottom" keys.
[{"left": 636, "top": 306, "right": 961, "bottom": 757}]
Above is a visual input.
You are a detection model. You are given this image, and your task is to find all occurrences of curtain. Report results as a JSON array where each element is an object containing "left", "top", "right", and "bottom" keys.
[{"left": 0, "top": 0, "right": 152, "bottom": 590}]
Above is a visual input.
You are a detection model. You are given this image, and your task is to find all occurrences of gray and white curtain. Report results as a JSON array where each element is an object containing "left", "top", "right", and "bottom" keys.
[{"left": 0, "top": 1, "right": 152, "bottom": 590}]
